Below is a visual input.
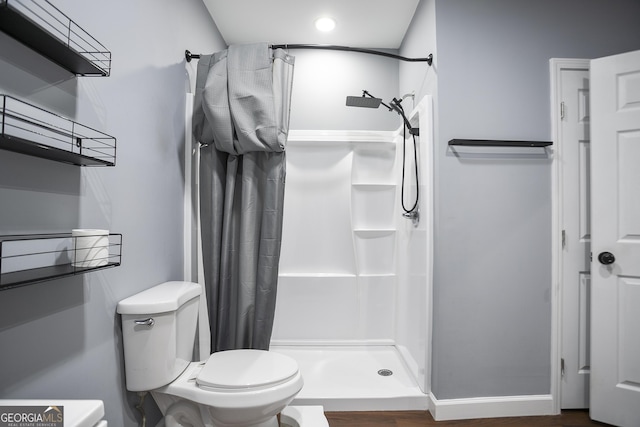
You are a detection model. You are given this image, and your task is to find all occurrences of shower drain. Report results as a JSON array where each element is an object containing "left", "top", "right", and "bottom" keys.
[{"left": 377, "top": 369, "right": 393, "bottom": 376}]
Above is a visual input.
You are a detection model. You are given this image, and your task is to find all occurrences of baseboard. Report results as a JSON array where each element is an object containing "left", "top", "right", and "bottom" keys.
[{"left": 428, "top": 392, "right": 555, "bottom": 421}]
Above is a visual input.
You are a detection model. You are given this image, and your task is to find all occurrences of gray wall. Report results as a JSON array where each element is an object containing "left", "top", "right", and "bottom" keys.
[
  {"left": 0, "top": 1, "right": 225, "bottom": 425},
  {"left": 288, "top": 49, "right": 400, "bottom": 131},
  {"left": 399, "top": 0, "right": 437, "bottom": 112},
  {"left": 401, "top": 0, "right": 640, "bottom": 399}
]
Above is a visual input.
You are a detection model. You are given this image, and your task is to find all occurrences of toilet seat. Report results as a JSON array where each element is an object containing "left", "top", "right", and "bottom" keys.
[
  {"left": 197, "top": 349, "right": 299, "bottom": 390},
  {"left": 153, "top": 350, "right": 304, "bottom": 417}
]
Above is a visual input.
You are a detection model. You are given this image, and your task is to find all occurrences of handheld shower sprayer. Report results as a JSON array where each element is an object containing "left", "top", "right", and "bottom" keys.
[{"left": 389, "top": 97, "right": 419, "bottom": 136}]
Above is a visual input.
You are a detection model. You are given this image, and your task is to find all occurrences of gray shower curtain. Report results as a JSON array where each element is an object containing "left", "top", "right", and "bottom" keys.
[{"left": 193, "top": 43, "right": 295, "bottom": 351}]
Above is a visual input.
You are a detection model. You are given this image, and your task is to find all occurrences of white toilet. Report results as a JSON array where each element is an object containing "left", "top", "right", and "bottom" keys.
[{"left": 117, "top": 281, "right": 304, "bottom": 427}]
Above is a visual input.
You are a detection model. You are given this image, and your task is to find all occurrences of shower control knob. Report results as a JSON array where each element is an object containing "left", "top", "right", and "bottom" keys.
[{"left": 597, "top": 251, "right": 615, "bottom": 265}]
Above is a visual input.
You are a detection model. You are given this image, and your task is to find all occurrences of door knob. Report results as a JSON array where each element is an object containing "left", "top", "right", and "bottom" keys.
[{"left": 598, "top": 251, "right": 615, "bottom": 265}]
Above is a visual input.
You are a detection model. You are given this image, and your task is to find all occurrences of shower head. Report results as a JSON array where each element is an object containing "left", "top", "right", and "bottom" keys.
[
  {"left": 346, "top": 90, "right": 384, "bottom": 108},
  {"left": 346, "top": 95, "right": 382, "bottom": 108}
]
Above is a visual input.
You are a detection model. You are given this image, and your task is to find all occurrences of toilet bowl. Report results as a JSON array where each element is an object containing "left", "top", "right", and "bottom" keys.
[
  {"left": 153, "top": 350, "right": 303, "bottom": 427},
  {"left": 117, "top": 281, "right": 304, "bottom": 427}
]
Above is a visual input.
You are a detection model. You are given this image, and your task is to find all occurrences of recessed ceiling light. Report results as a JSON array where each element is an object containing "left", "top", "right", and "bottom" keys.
[{"left": 315, "top": 17, "right": 336, "bottom": 32}]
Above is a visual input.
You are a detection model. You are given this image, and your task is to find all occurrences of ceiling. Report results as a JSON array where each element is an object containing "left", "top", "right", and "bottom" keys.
[{"left": 201, "top": 0, "right": 420, "bottom": 49}]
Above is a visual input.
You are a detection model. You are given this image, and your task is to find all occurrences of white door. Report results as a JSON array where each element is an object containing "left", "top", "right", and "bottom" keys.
[
  {"left": 558, "top": 64, "right": 591, "bottom": 409},
  {"left": 590, "top": 49, "right": 640, "bottom": 427}
]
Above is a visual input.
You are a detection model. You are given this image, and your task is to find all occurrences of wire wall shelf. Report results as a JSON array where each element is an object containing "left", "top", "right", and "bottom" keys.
[
  {"left": 0, "top": 95, "right": 116, "bottom": 166},
  {"left": 0, "top": 0, "right": 111, "bottom": 76},
  {"left": 0, "top": 232, "right": 122, "bottom": 290}
]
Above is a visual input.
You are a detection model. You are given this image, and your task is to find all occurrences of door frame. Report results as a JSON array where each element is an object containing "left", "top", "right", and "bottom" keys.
[{"left": 549, "top": 58, "right": 591, "bottom": 415}]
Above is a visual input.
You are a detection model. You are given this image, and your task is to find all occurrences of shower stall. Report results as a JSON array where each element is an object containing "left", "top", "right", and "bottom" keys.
[
  {"left": 185, "top": 78, "right": 433, "bottom": 411},
  {"left": 270, "top": 95, "right": 433, "bottom": 411}
]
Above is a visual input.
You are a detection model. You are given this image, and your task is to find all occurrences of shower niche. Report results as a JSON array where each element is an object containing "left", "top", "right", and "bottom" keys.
[{"left": 352, "top": 146, "right": 397, "bottom": 277}]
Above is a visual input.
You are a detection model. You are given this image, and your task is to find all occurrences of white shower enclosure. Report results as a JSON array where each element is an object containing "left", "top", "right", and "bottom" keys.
[{"left": 270, "top": 96, "right": 433, "bottom": 410}]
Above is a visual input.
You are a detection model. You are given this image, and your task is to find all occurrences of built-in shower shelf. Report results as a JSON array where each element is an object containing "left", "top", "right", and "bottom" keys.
[
  {"left": 288, "top": 130, "right": 397, "bottom": 145},
  {"left": 352, "top": 184, "right": 397, "bottom": 230},
  {"left": 278, "top": 273, "right": 357, "bottom": 278},
  {"left": 0, "top": 0, "right": 111, "bottom": 76},
  {"left": 358, "top": 273, "right": 396, "bottom": 278},
  {"left": 0, "top": 95, "right": 116, "bottom": 166},
  {"left": 353, "top": 229, "right": 396, "bottom": 235},
  {"left": 352, "top": 183, "right": 396, "bottom": 189},
  {"left": 0, "top": 233, "right": 122, "bottom": 291},
  {"left": 351, "top": 183, "right": 396, "bottom": 188},
  {"left": 354, "top": 229, "right": 395, "bottom": 276}
]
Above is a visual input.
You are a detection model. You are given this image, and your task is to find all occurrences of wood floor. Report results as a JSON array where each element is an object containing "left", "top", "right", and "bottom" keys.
[{"left": 324, "top": 410, "right": 611, "bottom": 426}]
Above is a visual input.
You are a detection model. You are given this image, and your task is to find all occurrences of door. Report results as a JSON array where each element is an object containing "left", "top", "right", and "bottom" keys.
[
  {"left": 558, "top": 65, "right": 591, "bottom": 409},
  {"left": 590, "top": 49, "right": 640, "bottom": 427}
]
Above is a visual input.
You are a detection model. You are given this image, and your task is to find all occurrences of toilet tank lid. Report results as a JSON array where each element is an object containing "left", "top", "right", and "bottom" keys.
[{"left": 117, "top": 281, "right": 201, "bottom": 314}]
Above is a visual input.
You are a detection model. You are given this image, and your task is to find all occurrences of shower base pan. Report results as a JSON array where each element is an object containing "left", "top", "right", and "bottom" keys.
[{"left": 271, "top": 345, "right": 429, "bottom": 411}]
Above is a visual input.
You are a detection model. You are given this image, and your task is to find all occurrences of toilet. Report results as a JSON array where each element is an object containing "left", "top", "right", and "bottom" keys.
[{"left": 117, "top": 281, "right": 304, "bottom": 427}]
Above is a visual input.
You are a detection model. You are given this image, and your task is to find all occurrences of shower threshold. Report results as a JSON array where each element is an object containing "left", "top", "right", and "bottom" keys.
[{"left": 271, "top": 345, "right": 429, "bottom": 411}]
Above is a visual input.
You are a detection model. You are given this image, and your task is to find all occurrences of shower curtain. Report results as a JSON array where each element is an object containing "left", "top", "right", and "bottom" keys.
[{"left": 193, "top": 43, "right": 295, "bottom": 351}]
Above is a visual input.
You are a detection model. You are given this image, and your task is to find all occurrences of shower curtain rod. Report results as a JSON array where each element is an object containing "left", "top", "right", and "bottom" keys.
[{"left": 185, "top": 46, "right": 433, "bottom": 64}]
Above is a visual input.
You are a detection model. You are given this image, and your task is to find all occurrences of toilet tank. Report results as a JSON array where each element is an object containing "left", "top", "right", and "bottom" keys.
[{"left": 117, "top": 281, "right": 201, "bottom": 392}]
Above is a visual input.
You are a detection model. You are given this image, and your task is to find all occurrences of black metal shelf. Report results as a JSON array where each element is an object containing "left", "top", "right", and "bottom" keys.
[
  {"left": 0, "top": 232, "right": 122, "bottom": 291},
  {"left": 0, "top": 0, "right": 111, "bottom": 76},
  {"left": 1, "top": 95, "right": 116, "bottom": 166},
  {"left": 449, "top": 139, "right": 553, "bottom": 147}
]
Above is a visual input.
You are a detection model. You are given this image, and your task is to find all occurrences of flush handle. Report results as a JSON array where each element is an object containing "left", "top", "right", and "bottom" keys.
[
  {"left": 134, "top": 318, "right": 155, "bottom": 327},
  {"left": 598, "top": 251, "right": 615, "bottom": 265}
]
